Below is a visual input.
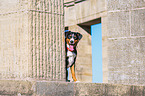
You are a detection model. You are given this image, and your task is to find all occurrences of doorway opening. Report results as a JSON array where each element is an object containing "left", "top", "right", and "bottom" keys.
[{"left": 78, "top": 18, "right": 103, "bottom": 83}]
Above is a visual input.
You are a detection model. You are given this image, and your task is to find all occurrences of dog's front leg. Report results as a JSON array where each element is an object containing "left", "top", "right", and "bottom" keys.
[
  {"left": 66, "top": 66, "right": 70, "bottom": 82},
  {"left": 70, "top": 64, "right": 77, "bottom": 82}
]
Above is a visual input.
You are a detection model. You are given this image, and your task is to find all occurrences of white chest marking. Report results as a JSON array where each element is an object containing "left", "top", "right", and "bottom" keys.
[
  {"left": 67, "top": 51, "right": 76, "bottom": 68},
  {"left": 67, "top": 51, "right": 76, "bottom": 57}
]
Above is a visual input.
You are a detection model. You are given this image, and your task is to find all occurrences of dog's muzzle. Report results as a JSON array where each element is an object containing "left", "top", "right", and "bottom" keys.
[
  {"left": 70, "top": 40, "right": 74, "bottom": 44},
  {"left": 70, "top": 38, "right": 74, "bottom": 44}
]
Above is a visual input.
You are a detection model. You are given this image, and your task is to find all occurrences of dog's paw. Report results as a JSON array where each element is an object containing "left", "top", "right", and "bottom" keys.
[
  {"left": 66, "top": 80, "right": 70, "bottom": 82},
  {"left": 74, "top": 81, "right": 80, "bottom": 83}
]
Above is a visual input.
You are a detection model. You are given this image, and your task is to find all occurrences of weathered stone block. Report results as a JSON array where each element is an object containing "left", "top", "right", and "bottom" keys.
[
  {"left": 36, "top": 82, "right": 74, "bottom": 96},
  {"left": 0, "top": 81, "right": 145, "bottom": 96},
  {"left": 132, "top": 86, "right": 144, "bottom": 96},
  {"left": 65, "top": 7, "right": 77, "bottom": 26},
  {"left": 74, "top": 83, "right": 106, "bottom": 96},
  {"left": 107, "top": 0, "right": 131, "bottom": 11},
  {"left": 108, "top": 38, "right": 145, "bottom": 84},
  {"left": 107, "top": 0, "right": 145, "bottom": 11},
  {"left": 108, "top": 11, "right": 130, "bottom": 38},
  {"left": 131, "top": 9, "right": 145, "bottom": 36},
  {"left": 0, "top": 0, "right": 30, "bottom": 14},
  {"left": 105, "top": 84, "right": 132, "bottom": 95},
  {"left": 0, "top": 11, "right": 31, "bottom": 79},
  {"left": 130, "top": 0, "right": 145, "bottom": 9},
  {"left": 96, "top": 0, "right": 107, "bottom": 12},
  {"left": 0, "top": 80, "right": 33, "bottom": 95}
]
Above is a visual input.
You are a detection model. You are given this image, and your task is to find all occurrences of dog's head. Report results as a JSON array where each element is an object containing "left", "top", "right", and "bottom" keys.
[{"left": 65, "top": 31, "right": 82, "bottom": 48}]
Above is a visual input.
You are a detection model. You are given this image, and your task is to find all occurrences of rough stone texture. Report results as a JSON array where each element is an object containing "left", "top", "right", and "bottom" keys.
[
  {"left": 107, "top": 0, "right": 131, "bottom": 11},
  {"left": 36, "top": 81, "right": 74, "bottom": 96},
  {"left": 0, "top": 80, "right": 33, "bottom": 95},
  {"left": 105, "top": 84, "right": 133, "bottom": 96},
  {"left": 0, "top": 0, "right": 65, "bottom": 81},
  {"left": 35, "top": 82, "right": 145, "bottom": 96},
  {"left": 132, "top": 86, "right": 144, "bottom": 96},
  {"left": 108, "top": 38, "right": 145, "bottom": 85},
  {"left": 0, "top": 80, "right": 144, "bottom": 96},
  {"left": 107, "top": 0, "right": 145, "bottom": 85},
  {"left": 131, "top": 9, "right": 145, "bottom": 36},
  {"left": 74, "top": 83, "right": 106, "bottom": 96},
  {"left": 0, "top": 4, "right": 31, "bottom": 79},
  {"left": 101, "top": 16, "right": 109, "bottom": 83},
  {"left": 107, "top": 0, "right": 145, "bottom": 11},
  {"left": 36, "top": 81, "right": 145, "bottom": 96},
  {"left": 30, "top": 0, "right": 65, "bottom": 81},
  {"left": 0, "top": 0, "right": 31, "bottom": 14},
  {"left": 107, "top": 11, "right": 130, "bottom": 38}
]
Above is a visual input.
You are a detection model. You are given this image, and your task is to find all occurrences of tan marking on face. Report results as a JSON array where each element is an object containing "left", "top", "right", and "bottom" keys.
[
  {"left": 66, "top": 38, "right": 70, "bottom": 45},
  {"left": 74, "top": 39, "right": 79, "bottom": 47}
]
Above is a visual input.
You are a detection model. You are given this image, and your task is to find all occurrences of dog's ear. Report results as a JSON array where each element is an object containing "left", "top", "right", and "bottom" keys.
[
  {"left": 76, "top": 32, "right": 82, "bottom": 40},
  {"left": 65, "top": 31, "right": 71, "bottom": 38}
]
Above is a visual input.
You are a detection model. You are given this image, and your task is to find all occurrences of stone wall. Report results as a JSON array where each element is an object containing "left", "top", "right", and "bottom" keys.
[
  {"left": 0, "top": 80, "right": 144, "bottom": 96},
  {"left": 107, "top": 0, "right": 145, "bottom": 85},
  {"left": 0, "top": 0, "right": 65, "bottom": 81}
]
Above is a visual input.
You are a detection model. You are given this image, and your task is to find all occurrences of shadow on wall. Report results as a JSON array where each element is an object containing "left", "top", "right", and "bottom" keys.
[
  {"left": 64, "top": 0, "right": 87, "bottom": 7},
  {"left": 78, "top": 18, "right": 101, "bottom": 34}
]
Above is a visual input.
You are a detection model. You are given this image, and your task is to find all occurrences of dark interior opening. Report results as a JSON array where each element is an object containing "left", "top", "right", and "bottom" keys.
[{"left": 78, "top": 18, "right": 101, "bottom": 34}]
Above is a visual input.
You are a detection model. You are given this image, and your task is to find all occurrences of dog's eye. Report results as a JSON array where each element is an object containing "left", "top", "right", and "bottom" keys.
[
  {"left": 68, "top": 35, "right": 72, "bottom": 39},
  {"left": 74, "top": 36, "right": 77, "bottom": 39}
]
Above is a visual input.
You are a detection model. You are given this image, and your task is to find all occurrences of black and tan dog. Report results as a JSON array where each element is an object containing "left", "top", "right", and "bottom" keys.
[{"left": 65, "top": 31, "right": 82, "bottom": 82}]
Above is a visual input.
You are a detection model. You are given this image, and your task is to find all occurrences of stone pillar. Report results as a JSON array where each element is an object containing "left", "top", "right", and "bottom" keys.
[{"left": 0, "top": 0, "right": 65, "bottom": 81}]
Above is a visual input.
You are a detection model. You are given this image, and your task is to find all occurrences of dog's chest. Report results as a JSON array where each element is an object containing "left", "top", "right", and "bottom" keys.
[
  {"left": 67, "top": 51, "right": 76, "bottom": 67},
  {"left": 67, "top": 51, "right": 76, "bottom": 58}
]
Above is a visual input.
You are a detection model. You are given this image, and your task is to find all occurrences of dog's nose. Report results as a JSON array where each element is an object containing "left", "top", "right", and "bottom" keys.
[{"left": 70, "top": 40, "right": 74, "bottom": 44}]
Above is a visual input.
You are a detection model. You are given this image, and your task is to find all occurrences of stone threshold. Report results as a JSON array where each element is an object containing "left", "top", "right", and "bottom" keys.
[{"left": 0, "top": 80, "right": 144, "bottom": 96}]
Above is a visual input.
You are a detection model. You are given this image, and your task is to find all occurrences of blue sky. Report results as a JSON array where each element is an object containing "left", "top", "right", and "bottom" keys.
[{"left": 91, "top": 23, "right": 103, "bottom": 83}]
